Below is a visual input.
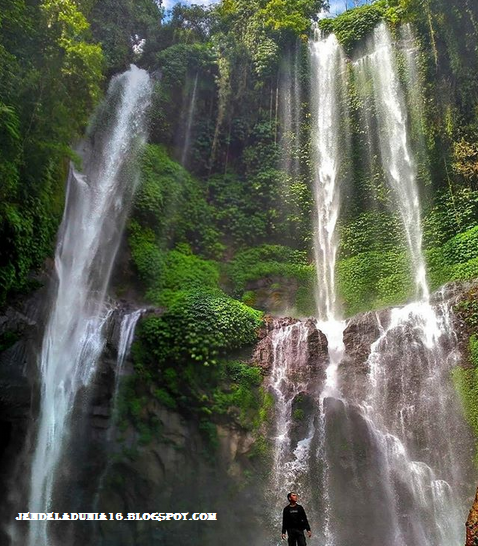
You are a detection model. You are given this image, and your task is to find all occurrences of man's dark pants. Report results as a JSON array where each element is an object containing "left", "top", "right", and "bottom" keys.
[{"left": 287, "top": 528, "right": 306, "bottom": 546}]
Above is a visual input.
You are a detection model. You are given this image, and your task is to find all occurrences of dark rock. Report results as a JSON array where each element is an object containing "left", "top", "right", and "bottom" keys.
[{"left": 467, "top": 487, "right": 478, "bottom": 546}]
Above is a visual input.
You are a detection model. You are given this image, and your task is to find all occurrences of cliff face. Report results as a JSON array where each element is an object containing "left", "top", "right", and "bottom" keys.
[
  {"left": 1, "top": 281, "right": 477, "bottom": 545},
  {"left": 467, "top": 487, "right": 478, "bottom": 546}
]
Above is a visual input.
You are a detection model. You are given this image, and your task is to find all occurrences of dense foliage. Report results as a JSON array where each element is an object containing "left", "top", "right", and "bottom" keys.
[
  {"left": 2, "top": 0, "right": 478, "bottom": 448},
  {"left": 0, "top": 0, "right": 103, "bottom": 305}
]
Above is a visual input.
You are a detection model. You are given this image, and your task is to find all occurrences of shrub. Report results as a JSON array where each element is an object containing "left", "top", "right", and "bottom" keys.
[{"left": 139, "top": 289, "right": 263, "bottom": 367}]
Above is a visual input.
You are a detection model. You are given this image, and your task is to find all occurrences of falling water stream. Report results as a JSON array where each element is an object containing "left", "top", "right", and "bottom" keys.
[
  {"left": 267, "top": 22, "right": 474, "bottom": 546},
  {"left": 181, "top": 72, "right": 199, "bottom": 167},
  {"left": 25, "top": 66, "right": 152, "bottom": 546},
  {"left": 113, "top": 309, "right": 144, "bottom": 402}
]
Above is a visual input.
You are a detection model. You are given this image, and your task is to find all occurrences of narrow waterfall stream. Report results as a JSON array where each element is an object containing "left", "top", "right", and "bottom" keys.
[
  {"left": 24, "top": 66, "right": 152, "bottom": 546},
  {"left": 181, "top": 72, "right": 199, "bottom": 167},
  {"left": 113, "top": 309, "right": 144, "bottom": 402},
  {"left": 279, "top": 44, "right": 302, "bottom": 179},
  {"left": 267, "top": 22, "right": 474, "bottom": 546},
  {"left": 309, "top": 30, "right": 346, "bottom": 322}
]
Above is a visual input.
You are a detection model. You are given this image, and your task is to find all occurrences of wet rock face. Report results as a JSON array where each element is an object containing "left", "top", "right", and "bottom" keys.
[
  {"left": 253, "top": 317, "right": 328, "bottom": 383},
  {"left": 340, "top": 311, "right": 381, "bottom": 402},
  {"left": 243, "top": 276, "right": 301, "bottom": 316},
  {"left": 466, "top": 487, "right": 478, "bottom": 546},
  {"left": 0, "top": 288, "right": 47, "bottom": 545}
]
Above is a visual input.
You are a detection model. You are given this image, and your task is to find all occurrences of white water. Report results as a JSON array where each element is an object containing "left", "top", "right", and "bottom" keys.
[
  {"left": 357, "top": 23, "right": 429, "bottom": 300},
  {"left": 269, "top": 324, "right": 313, "bottom": 488},
  {"left": 181, "top": 72, "right": 199, "bottom": 167},
  {"left": 279, "top": 45, "right": 302, "bottom": 179},
  {"left": 310, "top": 31, "right": 346, "bottom": 322},
  {"left": 267, "top": 22, "right": 473, "bottom": 546},
  {"left": 358, "top": 297, "right": 466, "bottom": 545},
  {"left": 26, "top": 66, "right": 152, "bottom": 546},
  {"left": 113, "top": 309, "right": 143, "bottom": 401}
]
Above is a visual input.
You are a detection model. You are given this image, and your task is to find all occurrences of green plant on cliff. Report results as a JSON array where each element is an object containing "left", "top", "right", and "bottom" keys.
[
  {"left": 319, "top": 1, "right": 401, "bottom": 52},
  {"left": 139, "top": 290, "right": 263, "bottom": 367},
  {"left": 0, "top": 0, "right": 103, "bottom": 305},
  {"left": 212, "top": 360, "right": 272, "bottom": 430},
  {"left": 453, "top": 366, "right": 478, "bottom": 460}
]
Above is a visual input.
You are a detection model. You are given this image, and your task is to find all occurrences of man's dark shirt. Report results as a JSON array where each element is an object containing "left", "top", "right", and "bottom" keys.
[{"left": 282, "top": 504, "right": 311, "bottom": 534}]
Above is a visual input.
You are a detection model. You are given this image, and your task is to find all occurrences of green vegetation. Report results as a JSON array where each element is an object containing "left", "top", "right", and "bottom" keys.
[
  {"left": 319, "top": 1, "right": 401, "bottom": 52},
  {"left": 0, "top": 0, "right": 103, "bottom": 305},
  {"left": 3, "top": 0, "right": 478, "bottom": 458},
  {"left": 138, "top": 290, "right": 262, "bottom": 367},
  {"left": 453, "top": 360, "right": 478, "bottom": 464}
]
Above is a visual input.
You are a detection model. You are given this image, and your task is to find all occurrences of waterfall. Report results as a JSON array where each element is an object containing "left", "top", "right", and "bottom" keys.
[
  {"left": 310, "top": 30, "right": 347, "bottom": 323},
  {"left": 113, "top": 309, "right": 143, "bottom": 402},
  {"left": 357, "top": 298, "right": 469, "bottom": 546},
  {"left": 181, "top": 72, "right": 199, "bottom": 167},
  {"left": 26, "top": 65, "right": 152, "bottom": 546},
  {"left": 93, "top": 308, "right": 144, "bottom": 513},
  {"left": 279, "top": 45, "right": 302, "bottom": 179},
  {"left": 266, "top": 21, "right": 474, "bottom": 546},
  {"left": 356, "top": 22, "right": 429, "bottom": 300},
  {"left": 269, "top": 323, "right": 314, "bottom": 501},
  {"left": 265, "top": 320, "right": 327, "bottom": 544}
]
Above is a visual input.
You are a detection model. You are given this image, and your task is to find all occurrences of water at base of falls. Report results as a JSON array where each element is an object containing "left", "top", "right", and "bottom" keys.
[{"left": 266, "top": 296, "right": 473, "bottom": 546}]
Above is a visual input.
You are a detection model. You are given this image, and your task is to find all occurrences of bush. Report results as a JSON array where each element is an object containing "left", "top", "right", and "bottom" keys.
[
  {"left": 337, "top": 249, "right": 412, "bottom": 316},
  {"left": 139, "top": 290, "right": 263, "bottom": 367},
  {"left": 318, "top": 2, "right": 398, "bottom": 53},
  {"left": 133, "top": 144, "right": 221, "bottom": 258},
  {"left": 227, "top": 245, "right": 311, "bottom": 293}
]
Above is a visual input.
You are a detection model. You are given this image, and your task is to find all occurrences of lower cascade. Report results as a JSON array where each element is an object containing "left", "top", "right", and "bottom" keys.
[{"left": 263, "top": 292, "right": 475, "bottom": 545}]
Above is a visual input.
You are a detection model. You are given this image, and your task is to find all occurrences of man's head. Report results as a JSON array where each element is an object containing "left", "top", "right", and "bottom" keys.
[{"left": 287, "top": 492, "right": 298, "bottom": 504}]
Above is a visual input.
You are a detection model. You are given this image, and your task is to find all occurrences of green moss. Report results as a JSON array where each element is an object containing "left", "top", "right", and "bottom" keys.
[
  {"left": 453, "top": 366, "right": 478, "bottom": 460},
  {"left": 337, "top": 250, "right": 412, "bottom": 316},
  {"left": 470, "top": 335, "right": 478, "bottom": 368},
  {"left": 154, "top": 388, "right": 178, "bottom": 410},
  {"left": 139, "top": 290, "right": 263, "bottom": 367},
  {"left": 132, "top": 144, "right": 222, "bottom": 258},
  {"left": 426, "top": 226, "right": 478, "bottom": 292},
  {"left": 228, "top": 245, "right": 311, "bottom": 292},
  {"left": 248, "top": 434, "right": 271, "bottom": 461},
  {"left": 0, "top": 330, "right": 21, "bottom": 352}
]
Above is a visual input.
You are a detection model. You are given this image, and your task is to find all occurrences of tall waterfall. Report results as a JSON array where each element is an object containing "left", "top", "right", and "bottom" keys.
[
  {"left": 266, "top": 21, "right": 474, "bottom": 546},
  {"left": 26, "top": 66, "right": 152, "bottom": 546},
  {"left": 356, "top": 23, "right": 429, "bottom": 300},
  {"left": 310, "top": 31, "right": 347, "bottom": 322},
  {"left": 114, "top": 309, "right": 144, "bottom": 401}
]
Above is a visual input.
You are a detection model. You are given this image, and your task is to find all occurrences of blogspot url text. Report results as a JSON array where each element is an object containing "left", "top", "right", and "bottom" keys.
[{"left": 16, "top": 512, "right": 217, "bottom": 521}]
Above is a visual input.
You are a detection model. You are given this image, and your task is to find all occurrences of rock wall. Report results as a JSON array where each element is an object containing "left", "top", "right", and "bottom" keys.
[{"left": 1, "top": 281, "right": 478, "bottom": 544}]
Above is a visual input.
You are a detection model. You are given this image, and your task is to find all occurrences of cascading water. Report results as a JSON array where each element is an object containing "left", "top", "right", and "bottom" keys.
[
  {"left": 309, "top": 30, "right": 346, "bottom": 322},
  {"left": 93, "top": 308, "right": 144, "bottom": 513},
  {"left": 279, "top": 45, "right": 302, "bottom": 179},
  {"left": 355, "top": 297, "right": 470, "bottom": 546},
  {"left": 113, "top": 309, "right": 144, "bottom": 401},
  {"left": 267, "top": 30, "right": 348, "bottom": 545},
  {"left": 266, "top": 21, "right": 475, "bottom": 546},
  {"left": 269, "top": 323, "right": 315, "bottom": 501},
  {"left": 25, "top": 65, "right": 152, "bottom": 546},
  {"left": 356, "top": 22, "right": 428, "bottom": 300}
]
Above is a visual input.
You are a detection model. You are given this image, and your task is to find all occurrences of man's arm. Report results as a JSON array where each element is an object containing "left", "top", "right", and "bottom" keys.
[
  {"left": 282, "top": 507, "right": 288, "bottom": 535},
  {"left": 300, "top": 506, "right": 311, "bottom": 532}
]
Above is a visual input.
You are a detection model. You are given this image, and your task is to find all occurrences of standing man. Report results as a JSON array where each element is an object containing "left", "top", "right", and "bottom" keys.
[{"left": 281, "top": 492, "right": 312, "bottom": 545}]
